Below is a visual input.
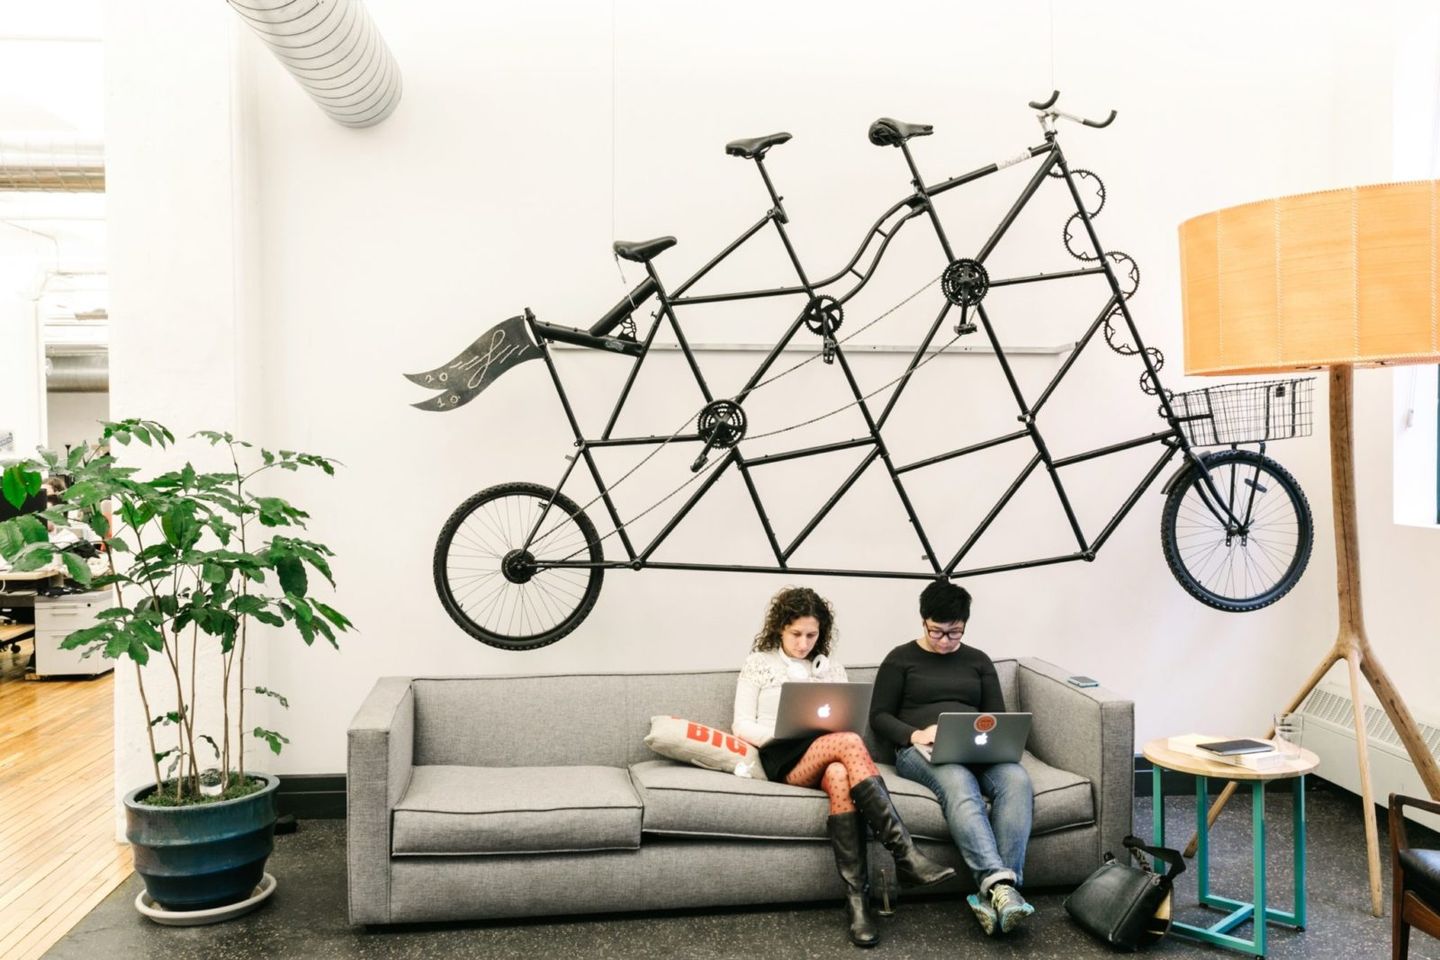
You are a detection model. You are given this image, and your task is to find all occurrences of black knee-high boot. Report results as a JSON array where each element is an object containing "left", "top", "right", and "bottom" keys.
[
  {"left": 850, "top": 776, "right": 956, "bottom": 888},
  {"left": 827, "top": 812, "right": 879, "bottom": 947}
]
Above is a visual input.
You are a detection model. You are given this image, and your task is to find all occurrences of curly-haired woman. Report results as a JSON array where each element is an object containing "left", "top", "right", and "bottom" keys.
[{"left": 733, "top": 586, "right": 954, "bottom": 948}]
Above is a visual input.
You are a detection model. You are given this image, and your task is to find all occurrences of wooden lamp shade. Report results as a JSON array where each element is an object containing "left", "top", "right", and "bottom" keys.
[
  {"left": 1179, "top": 180, "right": 1440, "bottom": 374},
  {"left": 1175, "top": 179, "right": 1440, "bottom": 920}
]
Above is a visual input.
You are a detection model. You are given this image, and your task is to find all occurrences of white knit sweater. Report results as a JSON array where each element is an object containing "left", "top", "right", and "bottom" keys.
[{"left": 732, "top": 648, "right": 849, "bottom": 747}]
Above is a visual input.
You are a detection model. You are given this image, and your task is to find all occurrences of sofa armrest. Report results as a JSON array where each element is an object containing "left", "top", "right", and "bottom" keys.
[
  {"left": 347, "top": 676, "right": 415, "bottom": 925},
  {"left": 1017, "top": 657, "right": 1134, "bottom": 868}
]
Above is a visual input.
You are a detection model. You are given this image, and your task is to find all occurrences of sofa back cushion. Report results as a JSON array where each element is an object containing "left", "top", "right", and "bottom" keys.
[{"left": 409, "top": 659, "right": 1018, "bottom": 768}]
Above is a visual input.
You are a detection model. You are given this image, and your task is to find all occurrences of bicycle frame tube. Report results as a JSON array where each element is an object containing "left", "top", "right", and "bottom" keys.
[{"left": 518, "top": 132, "right": 1205, "bottom": 581}]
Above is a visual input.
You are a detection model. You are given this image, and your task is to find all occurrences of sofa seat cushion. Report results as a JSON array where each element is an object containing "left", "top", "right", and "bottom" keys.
[
  {"left": 1025, "top": 752, "right": 1095, "bottom": 836},
  {"left": 392, "top": 765, "right": 642, "bottom": 856},
  {"left": 630, "top": 759, "right": 833, "bottom": 840},
  {"left": 629, "top": 751, "right": 1091, "bottom": 843}
]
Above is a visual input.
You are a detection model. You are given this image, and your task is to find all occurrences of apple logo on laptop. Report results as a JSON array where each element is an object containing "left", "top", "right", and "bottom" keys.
[
  {"left": 974, "top": 732, "right": 989, "bottom": 746},
  {"left": 817, "top": 703, "right": 832, "bottom": 719}
]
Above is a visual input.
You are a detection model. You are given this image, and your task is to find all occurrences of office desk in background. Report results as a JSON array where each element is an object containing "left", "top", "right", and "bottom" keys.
[{"left": 0, "top": 570, "right": 113, "bottom": 679}]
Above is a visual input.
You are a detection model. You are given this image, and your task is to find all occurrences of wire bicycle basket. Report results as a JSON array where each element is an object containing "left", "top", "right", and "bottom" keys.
[{"left": 1171, "top": 378, "right": 1315, "bottom": 447}]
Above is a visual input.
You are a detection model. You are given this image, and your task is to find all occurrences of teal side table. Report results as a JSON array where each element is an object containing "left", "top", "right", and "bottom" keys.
[{"left": 1144, "top": 737, "right": 1320, "bottom": 958}]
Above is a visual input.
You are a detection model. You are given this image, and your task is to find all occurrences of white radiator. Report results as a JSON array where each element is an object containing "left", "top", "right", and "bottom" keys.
[{"left": 1297, "top": 681, "right": 1440, "bottom": 833}]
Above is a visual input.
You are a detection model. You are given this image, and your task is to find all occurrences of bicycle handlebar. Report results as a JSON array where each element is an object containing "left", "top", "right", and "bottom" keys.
[
  {"left": 1029, "top": 90, "right": 1117, "bottom": 129},
  {"left": 1028, "top": 90, "right": 1061, "bottom": 111}
]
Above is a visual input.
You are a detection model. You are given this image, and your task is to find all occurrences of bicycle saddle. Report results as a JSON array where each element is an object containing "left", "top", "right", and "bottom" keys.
[
  {"left": 724, "top": 132, "right": 792, "bottom": 160},
  {"left": 613, "top": 236, "right": 677, "bottom": 263},
  {"left": 868, "top": 117, "right": 933, "bottom": 147}
]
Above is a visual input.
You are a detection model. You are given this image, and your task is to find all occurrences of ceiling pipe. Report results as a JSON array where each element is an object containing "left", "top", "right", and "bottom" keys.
[
  {"left": 226, "top": 0, "right": 402, "bottom": 128},
  {"left": 0, "top": 136, "right": 104, "bottom": 192},
  {"left": 45, "top": 350, "right": 108, "bottom": 393}
]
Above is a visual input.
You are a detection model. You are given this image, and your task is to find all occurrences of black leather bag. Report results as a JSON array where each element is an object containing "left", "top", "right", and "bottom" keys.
[{"left": 1064, "top": 836, "right": 1186, "bottom": 951}]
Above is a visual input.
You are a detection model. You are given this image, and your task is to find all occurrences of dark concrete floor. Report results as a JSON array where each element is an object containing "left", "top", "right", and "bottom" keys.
[{"left": 43, "top": 781, "right": 1440, "bottom": 960}]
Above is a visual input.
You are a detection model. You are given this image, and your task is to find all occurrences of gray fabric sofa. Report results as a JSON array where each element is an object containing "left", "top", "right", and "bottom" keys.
[{"left": 347, "top": 657, "right": 1133, "bottom": 925}]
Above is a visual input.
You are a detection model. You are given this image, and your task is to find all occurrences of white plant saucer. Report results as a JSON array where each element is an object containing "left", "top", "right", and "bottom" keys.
[{"left": 135, "top": 872, "right": 276, "bottom": 926}]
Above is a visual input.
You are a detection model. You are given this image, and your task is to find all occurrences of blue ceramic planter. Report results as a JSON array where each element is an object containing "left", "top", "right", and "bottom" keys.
[{"left": 124, "top": 772, "right": 279, "bottom": 912}]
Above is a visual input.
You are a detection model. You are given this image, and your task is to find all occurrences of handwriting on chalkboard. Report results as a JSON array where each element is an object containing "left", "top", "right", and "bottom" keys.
[{"left": 405, "top": 315, "right": 540, "bottom": 412}]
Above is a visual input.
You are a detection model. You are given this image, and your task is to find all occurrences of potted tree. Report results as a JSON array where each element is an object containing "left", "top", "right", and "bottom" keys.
[{"left": 0, "top": 419, "right": 351, "bottom": 918}]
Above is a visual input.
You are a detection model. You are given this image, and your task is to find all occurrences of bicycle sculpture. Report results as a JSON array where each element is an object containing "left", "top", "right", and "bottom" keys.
[{"left": 408, "top": 92, "right": 1315, "bottom": 650}]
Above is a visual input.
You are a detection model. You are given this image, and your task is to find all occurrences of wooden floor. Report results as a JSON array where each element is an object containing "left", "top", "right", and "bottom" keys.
[{"left": 0, "top": 640, "right": 132, "bottom": 960}]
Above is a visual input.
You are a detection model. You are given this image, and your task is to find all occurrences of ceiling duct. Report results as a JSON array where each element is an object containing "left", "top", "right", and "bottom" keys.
[
  {"left": 46, "top": 348, "right": 108, "bottom": 394},
  {"left": 0, "top": 136, "right": 104, "bottom": 192},
  {"left": 227, "top": 0, "right": 402, "bottom": 128}
]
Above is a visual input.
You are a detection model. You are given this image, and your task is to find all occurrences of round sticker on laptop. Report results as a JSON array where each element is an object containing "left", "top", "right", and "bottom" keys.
[{"left": 974, "top": 714, "right": 997, "bottom": 733}]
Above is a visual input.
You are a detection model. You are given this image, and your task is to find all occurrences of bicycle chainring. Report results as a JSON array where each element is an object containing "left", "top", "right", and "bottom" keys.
[
  {"left": 1139, "top": 347, "right": 1168, "bottom": 397},
  {"left": 1102, "top": 305, "right": 1138, "bottom": 356},
  {"left": 696, "top": 399, "right": 747, "bottom": 449},
  {"left": 802, "top": 295, "right": 844, "bottom": 336},
  {"left": 941, "top": 258, "right": 989, "bottom": 307},
  {"left": 1107, "top": 250, "right": 1140, "bottom": 300}
]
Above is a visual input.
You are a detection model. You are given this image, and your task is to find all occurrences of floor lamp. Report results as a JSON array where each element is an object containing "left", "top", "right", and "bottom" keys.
[{"left": 1177, "top": 181, "right": 1440, "bottom": 918}]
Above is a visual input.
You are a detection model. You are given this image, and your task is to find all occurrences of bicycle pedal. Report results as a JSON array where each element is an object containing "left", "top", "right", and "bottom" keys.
[
  {"left": 822, "top": 339, "right": 837, "bottom": 364},
  {"left": 955, "top": 322, "right": 977, "bottom": 335},
  {"left": 689, "top": 453, "right": 709, "bottom": 473}
]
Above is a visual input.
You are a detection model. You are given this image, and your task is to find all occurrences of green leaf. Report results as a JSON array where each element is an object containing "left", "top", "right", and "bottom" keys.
[
  {"left": 12, "top": 546, "right": 54, "bottom": 571},
  {"left": 160, "top": 503, "right": 201, "bottom": 550},
  {"left": 133, "top": 424, "right": 152, "bottom": 444},
  {"left": 154, "top": 749, "right": 175, "bottom": 764},
  {"left": 254, "top": 685, "right": 289, "bottom": 709},
  {"left": 312, "top": 600, "right": 352, "bottom": 631},
  {"left": 275, "top": 555, "right": 307, "bottom": 597},
  {"left": 0, "top": 520, "right": 23, "bottom": 561},
  {"left": 253, "top": 609, "right": 283, "bottom": 627},
  {"left": 108, "top": 534, "right": 132, "bottom": 554},
  {"left": 60, "top": 551, "right": 92, "bottom": 586},
  {"left": 199, "top": 734, "right": 220, "bottom": 758},
  {"left": 2, "top": 465, "right": 32, "bottom": 509},
  {"left": 59, "top": 622, "right": 111, "bottom": 651},
  {"left": 201, "top": 561, "right": 228, "bottom": 584},
  {"left": 15, "top": 515, "right": 48, "bottom": 544},
  {"left": 254, "top": 497, "right": 291, "bottom": 528},
  {"left": 252, "top": 727, "right": 290, "bottom": 755}
]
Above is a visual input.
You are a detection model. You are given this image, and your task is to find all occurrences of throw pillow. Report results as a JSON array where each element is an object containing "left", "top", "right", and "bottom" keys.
[{"left": 644, "top": 716, "right": 767, "bottom": 780}]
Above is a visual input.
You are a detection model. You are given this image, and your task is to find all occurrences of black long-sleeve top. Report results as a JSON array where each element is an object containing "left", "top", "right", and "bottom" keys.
[{"left": 869, "top": 640, "right": 1007, "bottom": 747}]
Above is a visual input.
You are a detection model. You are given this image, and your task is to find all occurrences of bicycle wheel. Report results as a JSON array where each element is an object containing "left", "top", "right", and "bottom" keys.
[
  {"left": 1160, "top": 449, "right": 1313, "bottom": 612},
  {"left": 433, "top": 482, "right": 605, "bottom": 650}
]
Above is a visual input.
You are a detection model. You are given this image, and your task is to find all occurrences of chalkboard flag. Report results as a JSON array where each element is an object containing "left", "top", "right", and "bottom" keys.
[{"left": 405, "top": 314, "right": 540, "bottom": 412}]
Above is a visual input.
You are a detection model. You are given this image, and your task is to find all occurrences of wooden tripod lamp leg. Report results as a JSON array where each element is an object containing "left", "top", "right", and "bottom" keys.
[{"left": 1345, "top": 649, "right": 1384, "bottom": 916}]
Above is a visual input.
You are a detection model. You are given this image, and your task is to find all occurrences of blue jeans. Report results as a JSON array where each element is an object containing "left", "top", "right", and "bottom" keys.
[{"left": 895, "top": 745, "right": 1033, "bottom": 893}]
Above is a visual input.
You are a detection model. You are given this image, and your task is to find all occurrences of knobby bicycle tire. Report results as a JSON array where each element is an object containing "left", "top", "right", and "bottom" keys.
[
  {"left": 433, "top": 482, "right": 605, "bottom": 649},
  {"left": 1160, "top": 449, "right": 1312, "bottom": 612}
]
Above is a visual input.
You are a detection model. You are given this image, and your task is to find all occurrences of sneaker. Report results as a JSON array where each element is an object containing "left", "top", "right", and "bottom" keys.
[
  {"left": 990, "top": 883, "right": 1035, "bottom": 933},
  {"left": 965, "top": 893, "right": 998, "bottom": 935}
]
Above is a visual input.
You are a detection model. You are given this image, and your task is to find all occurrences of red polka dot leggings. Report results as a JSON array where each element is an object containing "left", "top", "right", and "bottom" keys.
[{"left": 784, "top": 732, "right": 880, "bottom": 815}]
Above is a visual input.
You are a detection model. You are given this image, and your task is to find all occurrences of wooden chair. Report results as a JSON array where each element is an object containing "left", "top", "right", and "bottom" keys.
[{"left": 1390, "top": 793, "right": 1440, "bottom": 960}]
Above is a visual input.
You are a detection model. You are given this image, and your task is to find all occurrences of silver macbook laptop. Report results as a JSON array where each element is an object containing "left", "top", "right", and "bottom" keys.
[
  {"left": 929, "top": 712, "right": 1032, "bottom": 764},
  {"left": 773, "top": 682, "right": 874, "bottom": 740}
]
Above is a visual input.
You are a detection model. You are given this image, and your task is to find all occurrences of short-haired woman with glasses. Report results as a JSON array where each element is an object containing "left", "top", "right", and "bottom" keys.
[
  {"left": 733, "top": 586, "right": 954, "bottom": 948},
  {"left": 869, "top": 580, "right": 1036, "bottom": 937}
]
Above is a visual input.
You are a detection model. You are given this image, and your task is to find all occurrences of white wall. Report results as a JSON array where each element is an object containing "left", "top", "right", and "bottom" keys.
[
  {"left": 103, "top": 0, "right": 1434, "bottom": 787},
  {"left": 45, "top": 391, "right": 109, "bottom": 452}
]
